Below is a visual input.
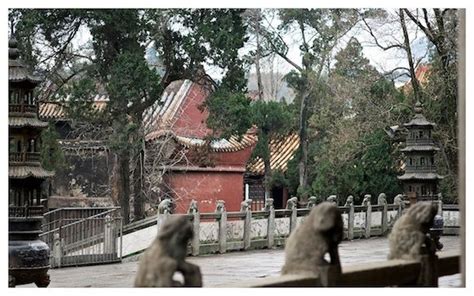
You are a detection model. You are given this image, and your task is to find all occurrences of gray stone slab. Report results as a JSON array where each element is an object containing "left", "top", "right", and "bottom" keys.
[{"left": 19, "top": 236, "right": 461, "bottom": 288}]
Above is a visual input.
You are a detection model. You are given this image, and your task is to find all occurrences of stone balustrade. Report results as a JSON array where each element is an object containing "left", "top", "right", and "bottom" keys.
[{"left": 147, "top": 198, "right": 460, "bottom": 257}]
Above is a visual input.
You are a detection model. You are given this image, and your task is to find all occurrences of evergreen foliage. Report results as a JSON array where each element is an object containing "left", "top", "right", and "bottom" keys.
[{"left": 40, "top": 123, "right": 66, "bottom": 172}]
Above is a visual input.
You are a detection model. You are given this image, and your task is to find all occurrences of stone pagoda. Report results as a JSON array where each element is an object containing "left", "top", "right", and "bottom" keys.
[
  {"left": 9, "top": 37, "right": 54, "bottom": 287},
  {"left": 398, "top": 101, "right": 443, "bottom": 204}
]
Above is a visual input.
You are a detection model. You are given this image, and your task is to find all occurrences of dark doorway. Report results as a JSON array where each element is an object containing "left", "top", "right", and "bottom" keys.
[{"left": 272, "top": 186, "right": 284, "bottom": 209}]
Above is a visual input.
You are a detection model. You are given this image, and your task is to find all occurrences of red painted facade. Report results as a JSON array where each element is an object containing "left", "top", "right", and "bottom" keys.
[
  {"left": 164, "top": 170, "right": 246, "bottom": 214},
  {"left": 157, "top": 80, "right": 256, "bottom": 213}
]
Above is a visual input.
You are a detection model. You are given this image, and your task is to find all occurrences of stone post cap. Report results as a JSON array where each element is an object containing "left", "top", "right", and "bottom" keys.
[
  {"left": 240, "top": 199, "right": 253, "bottom": 212},
  {"left": 286, "top": 196, "right": 298, "bottom": 209},
  {"left": 215, "top": 200, "right": 226, "bottom": 212},
  {"left": 187, "top": 199, "right": 199, "bottom": 214}
]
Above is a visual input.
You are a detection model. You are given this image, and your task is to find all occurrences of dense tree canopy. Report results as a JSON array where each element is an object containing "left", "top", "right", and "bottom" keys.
[
  {"left": 9, "top": 8, "right": 460, "bottom": 219},
  {"left": 10, "top": 8, "right": 250, "bottom": 222}
]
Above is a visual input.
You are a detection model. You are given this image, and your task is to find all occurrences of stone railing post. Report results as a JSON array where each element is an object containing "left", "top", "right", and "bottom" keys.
[
  {"left": 104, "top": 215, "right": 116, "bottom": 254},
  {"left": 381, "top": 203, "right": 388, "bottom": 235},
  {"left": 417, "top": 254, "right": 439, "bottom": 287},
  {"left": 266, "top": 199, "right": 275, "bottom": 249},
  {"left": 188, "top": 200, "right": 200, "bottom": 256},
  {"left": 52, "top": 231, "right": 62, "bottom": 268},
  {"left": 437, "top": 200, "right": 443, "bottom": 216},
  {"left": 319, "top": 265, "right": 342, "bottom": 287},
  {"left": 348, "top": 203, "right": 354, "bottom": 240},
  {"left": 243, "top": 207, "right": 252, "bottom": 250},
  {"left": 216, "top": 201, "right": 227, "bottom": 254},
  {"left": 156, "top": 211, "right": 170, "bottom": 235},
  {"left": 397, "top": 203, "right": 403, "bottom": 220},
  {"left": 365, "top": 202, "right": 372, "bottom": 238},
  {"left": 290, "top": 205, "right": 297, "bottom": 233},
  {"left": 192, "top": 214, "right": 200, "bottom": 256}
]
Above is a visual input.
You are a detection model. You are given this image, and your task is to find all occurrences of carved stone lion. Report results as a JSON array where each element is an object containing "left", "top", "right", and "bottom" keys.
[
  {"left": 344, "top": 195, "right": 354, "bottom": 207},
  {"left": 240, "top": 199, "right": 253, "bottom": 212},
  {"left": 263, "top": 198, "right": 274, "bottom": 211},
  {"left": 388, "top": 202, "right": 438, "bottom": 260},
  {"left": 326, "top": 195, "right": 337, "bottom": 205},
  {"left": 286, "top": 196, "right": 298, "bottom": 210},
  {"left": 281, "top": 202, "right": 343, "bottom": 277},
  {"left": 394, "top": 194, "right": 405, "bottom": 208},
  {"left": 307, "top": 196, "right": 318, "bottom": 209},
  {"left": 158, "top": 198, "right": 173, "bottom": 214},
  {"left": 377, "top": 193, "right": 387, "bottom": 205},
  {"left": 215, "top": 200, "right": 226, "bottom": 213},
  {"left": 134, "top": 215, "right": 202, "bottom": 287},
  {"left": 187, "top": 199, "right": 199, "bottom": 214},
  {"left": 362, "top": 194, "right": 371, "bottom": 206}
]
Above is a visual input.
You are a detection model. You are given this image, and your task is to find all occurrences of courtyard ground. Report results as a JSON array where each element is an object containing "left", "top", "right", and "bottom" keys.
[{"left": 21, "top": 236, "right": 461, "bottom": 288}]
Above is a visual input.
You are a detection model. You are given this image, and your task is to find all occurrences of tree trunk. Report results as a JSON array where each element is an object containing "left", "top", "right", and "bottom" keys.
[
  {"left": 298, "top": 87, "right": 310, "bottom": 202},
  {"left": 132, "top": 114, "right": 146, "bottom": 221},
  {"left": 261, "top": 133, "right": 272, "bottom": 201},
  {"left": 133, "top": 147, "right": 145, "bottom": 221},
  {"left": 110, "top": 154, "right": 120, "bottom": 206},
  {"left": 111, "top": 151, "right": 130, "bottom": 225},
  {"left": 400, "top": 9, "right": 423, "bottom": 104},
  {"left": 251, "top": 8, "right": 264, "bottom": 101},
  {"left": 255, "top": 31, "right": 264, "bottom": 101}
]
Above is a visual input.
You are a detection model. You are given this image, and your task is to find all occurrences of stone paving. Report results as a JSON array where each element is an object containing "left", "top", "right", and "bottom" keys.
[{"left": 20, "top": 236, "right": 461, "bottom": 288}]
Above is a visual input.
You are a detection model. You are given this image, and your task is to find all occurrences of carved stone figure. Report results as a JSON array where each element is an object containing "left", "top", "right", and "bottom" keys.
[
  {"left": 388, "top": 202, "right": 438, "bottom": 260},
  {"left": 134, "top": 215, "right": 202, "bottom": 287},
  {"left": 187, "top": 199, "right": 199, "bottom": 214},
  {"left": 326, "top": 195, "right": 337, "bottom": 205},
  {"left": 286, "top": 196, "right": 298, "bottom": 209},
  {"left": 215, "top": 200, "right": 226, "bottom": 213},
  {"left": 158, "top": 198, "right": 173, "bottom": 214},
  {"left": 281, "top": 202, "right": 343, "bottom": 277},
  {"left": 307, "top": 196, "right": 318, "bottom": 209},
  {"left": 362, "top": 194, "right": 371, "bottom": 206},
  {"left": 344, "top": 195, "right": 354, "bottom": 207},
  {"left": 263, "top": 198, "right": 274, "bottom": 211},
  {"left": 394, "top": 194, "right": 405, "bottom": 208},
  {"left": 377, "top": 193, "right": 387, "bottom": 205},
  {"left": 240, "top": 199, "right": 253, "bottom": 212}
]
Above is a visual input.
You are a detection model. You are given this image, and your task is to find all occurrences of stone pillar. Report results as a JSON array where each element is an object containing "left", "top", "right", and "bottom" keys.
[
  {"left": 52, "top": 231, "right": 62, "bottom": 268},
  {"left": 365, "top": 202, "right": 372, "bottom": 239},
  {"left": 192, "top": 211, "right": 200, "bottom": 256},
  {"left": 348, "top": 203, "right": 354, "bottom": 240},
  {"left": 381, "top": 203, "right": 388, "bottom": 235},
  {"left": 266, "top": 199, "right": 275, "bottom": 249},
  {"left": 437, "top": 200, "right": 443, "bottom": 216},
  {"left": 290, "top": 205, "right": 297, "bottom": 233},
  {"left": 417, "top": 254, "right": 439, "bottom": 287},
  {"left": 218, "top": 211, "right": 227, "bottom": 254},
  {"left": 104, "top": 215, "right": 115, "bottom": 254},
  {"left": 157, "top": 211, "right": 170, "bottom": 235},
  {"left": 243, "top": 208, "right": 252, "bottom": 250}
]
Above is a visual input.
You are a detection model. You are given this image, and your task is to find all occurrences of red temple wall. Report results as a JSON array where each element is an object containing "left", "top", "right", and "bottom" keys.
[{"left": 164, "top": 170, "right": 245, "bottom": 213}]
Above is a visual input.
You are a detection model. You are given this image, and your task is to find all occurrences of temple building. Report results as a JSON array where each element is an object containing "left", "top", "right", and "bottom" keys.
[
  {"left": 398, "top": 101, "right": 443, "bottom": 204},
  {"left": 36, "top": 77, "right": 300, "bottom": 214},
  {"left": 144, "top": 79, "right": 257, "bottom": 213}
]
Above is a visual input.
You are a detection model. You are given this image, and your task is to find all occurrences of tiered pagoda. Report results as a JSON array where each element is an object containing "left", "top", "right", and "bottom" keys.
[
  {"left": 398, "top": 101, "right": 443, "bottom": 204},
  {"left": 9, "top": 37, "right": 54, "bottom": 287}
]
